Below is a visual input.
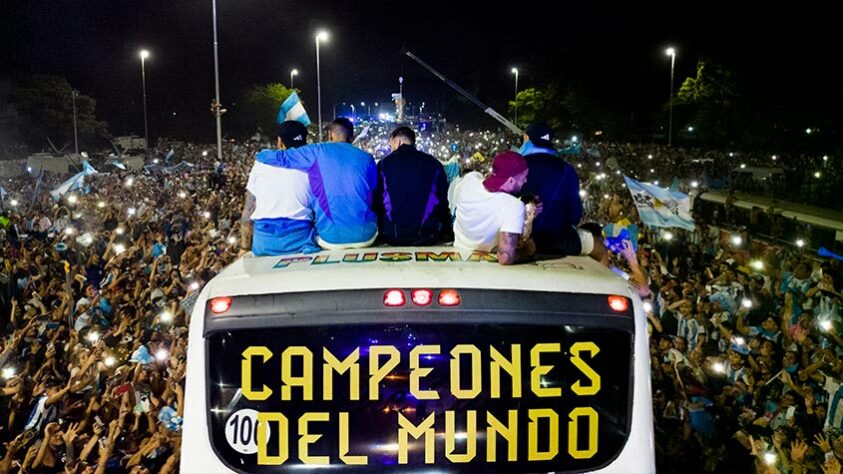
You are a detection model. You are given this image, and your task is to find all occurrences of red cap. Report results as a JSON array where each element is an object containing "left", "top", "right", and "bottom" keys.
[{"left": 483, "top": 151, "right": 528, "bottom": 192}]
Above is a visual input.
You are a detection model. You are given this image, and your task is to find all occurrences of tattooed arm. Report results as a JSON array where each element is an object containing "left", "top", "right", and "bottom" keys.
[
  {"left": 497, "top": 232, "right": 535, "bottom": 265},
  {"left": 240, "top": 191, "right": 256, "bottom": 251}
]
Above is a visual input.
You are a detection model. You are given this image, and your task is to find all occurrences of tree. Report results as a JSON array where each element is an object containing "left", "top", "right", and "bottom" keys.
[
  {"left": 509, "top": 86, "right": 570, "bottom": 131},
  {"left": 233, "top": 83, "right": 297, "bottom": 136},
  {"left": 675, "top": 60, "right": 741, "bottom": 145},
  {"left": 508, "top": 85, "right": 622, "bottom": 139},
  {"left": 10, "top": 75, "right": 108, "bottom": 150}
]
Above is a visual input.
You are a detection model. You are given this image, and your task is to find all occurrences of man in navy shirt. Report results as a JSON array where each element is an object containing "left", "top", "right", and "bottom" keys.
[
  {"left": 374, "top": 127, "right": 452, "bottom": 245},
  {"left": 519, "top": 123, "right": 608, "bottom": 264}
]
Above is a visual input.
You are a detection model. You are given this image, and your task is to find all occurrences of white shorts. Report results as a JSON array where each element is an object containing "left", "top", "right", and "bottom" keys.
[
  {"left": 577, "top": 228, "right": 595, "bottom": 255},
  {"left": 317, "top": 233, "right": 377, "bottom": 251}
]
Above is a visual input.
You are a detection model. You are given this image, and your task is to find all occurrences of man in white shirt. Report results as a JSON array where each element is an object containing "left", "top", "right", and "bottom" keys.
[
  {"left": 452, "top": 151, "right": 538, "bottom": 265},
  {"left": 240, "top": 121, "right": 318, "bottom": 256}
]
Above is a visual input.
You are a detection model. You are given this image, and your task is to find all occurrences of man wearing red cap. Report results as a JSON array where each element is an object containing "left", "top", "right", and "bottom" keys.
[{"left": 451, "top": 151, "right": 538, "bottom": 265}]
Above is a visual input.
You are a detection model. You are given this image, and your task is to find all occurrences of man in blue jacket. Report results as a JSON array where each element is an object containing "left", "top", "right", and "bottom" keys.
[
  {"left": 519, "top": 123, "right": 608, "bottom": 264},
  {"left": 254, "top": 118, "right": 378, "bottom": 249},
  {"left": 374, "top": 126, "right": 452, "bottom": 245}
]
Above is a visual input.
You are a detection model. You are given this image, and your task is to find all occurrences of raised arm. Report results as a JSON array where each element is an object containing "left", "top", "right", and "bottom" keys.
[{"left": 255, "top": 144, "right": 322, "bottom": 170}]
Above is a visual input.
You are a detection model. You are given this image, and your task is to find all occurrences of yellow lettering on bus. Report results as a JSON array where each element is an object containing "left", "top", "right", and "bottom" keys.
[
  {"left": 410, "top": 345, "right": 440, "bottom": 400},
  {"left": 568, "top": 407, "right": 599, "bottom": 459},
  {"left": 298, "top": 412, "right": 329, "bottom": 464},
  {"left": 415, "top": 251, "right": 462, "bottom": 262},
  {"left": 369, "top": 346, "right": 400, "bottom": 400},
  {"left": 450, "top": 345, "right": 482, "bottom": 399},
  {"left": 273, "top": 256, "right": 313, "bottom": 268},
  {"left": 486, "top": 410, "right": 518, "bottom": 462},
  {"left": 379, "top": 252, "right": 413, "bottom": 262},
  {"left": 570, "top": 342, "right": 601, "bottom": 396},
  {"left": 323, "top": 348, "right": 360, "bottom": 401},
  {"left": 445, "top": 410, "right": 476, "bottom": 463},
  {"left": 281, "top": 347, "right": 313, "bottom": 401},
  {"left": 257, "top": 412, "right": 288, "bottom": 465},
  {"left": 241, "top": 346, "right": 272, "bottom": 401},
  {"left": 466, "top": 251, "right": 498, "bottom": 262},
  {"left": 339, "top": 412, "right": 368, "bottom": 465},
  {"left": 530, "top": 344, "right": 561, "bottom": 397},
  {"left": 490, "top": 344, "right": 521, "bottom": 398},
  {"left": 528, "top": 409, "right": 559, "bottom": 461},
  {"left": 342, "top": 252, "right": 378, "bottom": 263},
  {"left": 397, "top": 412, "right": 435, "bottom": 464}
]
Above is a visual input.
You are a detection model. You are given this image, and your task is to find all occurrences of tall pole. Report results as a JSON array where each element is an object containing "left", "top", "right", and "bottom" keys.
[
  {"left": 315, "top": 32, "right": 328, "bottom": 142},
  {"left": 666, "top": 48, "right": 676, "bottom": 147},
  {"left": 290, "top": 69, "right": 298, "bottom": 89},
  {"left": 212, "top": 0, "right": 223, "bottom": 162},
  {"left": 140, "top": 52, "right": 149, "bottom": 153},
  {"left": 71, "top": 90, "right": 79, "bottom": 155},
  {"left": 511, "top": 67, "right": 519, "bottom": 126}
]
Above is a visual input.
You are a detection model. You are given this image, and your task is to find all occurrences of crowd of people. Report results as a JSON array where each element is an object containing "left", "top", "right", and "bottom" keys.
[
  {"left": 1, "top": 115, "right": 842, "bottom": 473},
  {"left": 1, "top": 139, "right": 252, "bottom": 472}
]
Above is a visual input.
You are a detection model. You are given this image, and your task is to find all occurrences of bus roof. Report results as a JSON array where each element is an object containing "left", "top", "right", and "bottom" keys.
[{"left": 204, "top": 247, "right": 634, "bottom": 299}]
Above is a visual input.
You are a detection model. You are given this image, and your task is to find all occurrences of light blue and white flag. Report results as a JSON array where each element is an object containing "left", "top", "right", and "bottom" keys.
[
  {"left": 50, "top": 161, "right": 98, "bottom": 201},
  {"left": 277, "top": 91, "right": 311, "bottom": 126},
  {"left": 624, "top": 175, "right": 695, "bottom": 231}
]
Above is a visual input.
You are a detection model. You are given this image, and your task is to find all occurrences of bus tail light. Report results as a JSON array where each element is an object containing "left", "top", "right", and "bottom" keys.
[
  {"left": 411, "top": 289, "right": 433, "bottom": 306},
  {"left": 383, "top": 290, "right": 406, "bottom": 307},
  {"left": 210, "top": 297, "right": 232, "bottom": 314},
  {"left": 608, "top": 295, "right": 628, "bottom": 312},
  {"left": 438, "top": 289, "right": 461, "bottom": 306}
]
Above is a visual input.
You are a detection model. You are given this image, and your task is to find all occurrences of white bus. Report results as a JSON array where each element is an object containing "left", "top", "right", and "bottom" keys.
[{"left": 182, "top": 247, "right": 655, "bottom": 473}]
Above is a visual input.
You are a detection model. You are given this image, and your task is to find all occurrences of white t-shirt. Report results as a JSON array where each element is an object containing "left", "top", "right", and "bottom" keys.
[
  {"left": 246, "top": 161, "right": 313, "bottom": 221},
  {"left": 452, "top": 172, "right": 525, "bottom": 252}
]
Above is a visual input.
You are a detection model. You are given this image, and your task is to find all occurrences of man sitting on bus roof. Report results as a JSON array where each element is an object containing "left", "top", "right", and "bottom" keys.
[
  {"left": 241, "top": 120, "right": 318, "bottom": 256},
  {"left": 519, "top": 123, "right": 609, "bottom": 265},
  {"left": 254, "top": 118, "right": 378, "bottom": 250},
  {"left": 374, "top": 126, "right": 452, "bottom": 246},
  {"left": 451, "top": 151, "right": 539, "bottom": 265}
]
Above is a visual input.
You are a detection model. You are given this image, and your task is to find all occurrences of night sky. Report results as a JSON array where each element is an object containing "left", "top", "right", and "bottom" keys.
[{"left": 1, "top": 1, "right": 838, "bottom": 142}]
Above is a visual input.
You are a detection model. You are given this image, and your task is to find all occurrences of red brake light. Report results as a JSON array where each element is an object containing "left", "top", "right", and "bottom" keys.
[
  {"left": 438, "top": 289, "right": 461, "bottom": 306},
  {"left": 608, "top": 295, "right": 628, "bottom": 312},
  {"left": 411, "top": 289, "right": 433, "bottom": 306},
  {"left": 384, "top": 289, "right": 406, "bottom": 307},
  {"left": 210, "top": 297, "right": 232, "bottom": 314}
]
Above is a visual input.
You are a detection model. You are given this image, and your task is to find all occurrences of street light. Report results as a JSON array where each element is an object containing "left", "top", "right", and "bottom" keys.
[
  {"left": 665, "top": 47, "right": 676, "bottom": 146},
  {"left": 290, "top": 69, "right": 298, "bottom": 89},
  {"left": 211, "top": 0, "right": 224, "bottom": 163},
  {"left": 139, "top": 49, "right": 150, "bottom": 152},
  {"left": 315, "top": 30, "right": 329, "bottom": 142},
  {"left": 70, "top": 89, "right": 79, "bottom": 155},
  {"left": 511, "top": 67, "right": 519, "bottom": 126}
]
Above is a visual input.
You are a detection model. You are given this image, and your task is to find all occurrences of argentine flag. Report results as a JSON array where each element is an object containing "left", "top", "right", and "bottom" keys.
[
  {"left": 277, "top": 91, "right": 311, "bottom": 127},
  {"left": 624, "top": 175, "right": 695, "bottom": 231},
  {"left": 50, "top": 161, "right": 99, "bottom": 201}
]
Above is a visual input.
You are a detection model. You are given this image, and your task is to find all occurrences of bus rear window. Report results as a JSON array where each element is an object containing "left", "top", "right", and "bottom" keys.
[{"left": 206, "top": 321, "right": 632, "bottom": 473}]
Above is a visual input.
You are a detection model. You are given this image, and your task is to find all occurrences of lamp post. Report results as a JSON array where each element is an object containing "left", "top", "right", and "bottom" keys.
[
  {"left": 511, "top": 67, "right": 519, "bottom": 126},
  {"left": 211, "top": 0, "right": 224, "bottom": 162},
  {"left": 290, "top": 69, "right": 298, "bottom": 89},
  {"left": 71, "top": 89, "right": 79, "bottom": 155},
  {"left": 315, "top": 30, "right": 329, "bottom": 142},
  {"left": 665, "top": 47, "right": 676, "bottom": 146},
  {"left": 139, "top": 50, "right": 150, "bottom": 152}
]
